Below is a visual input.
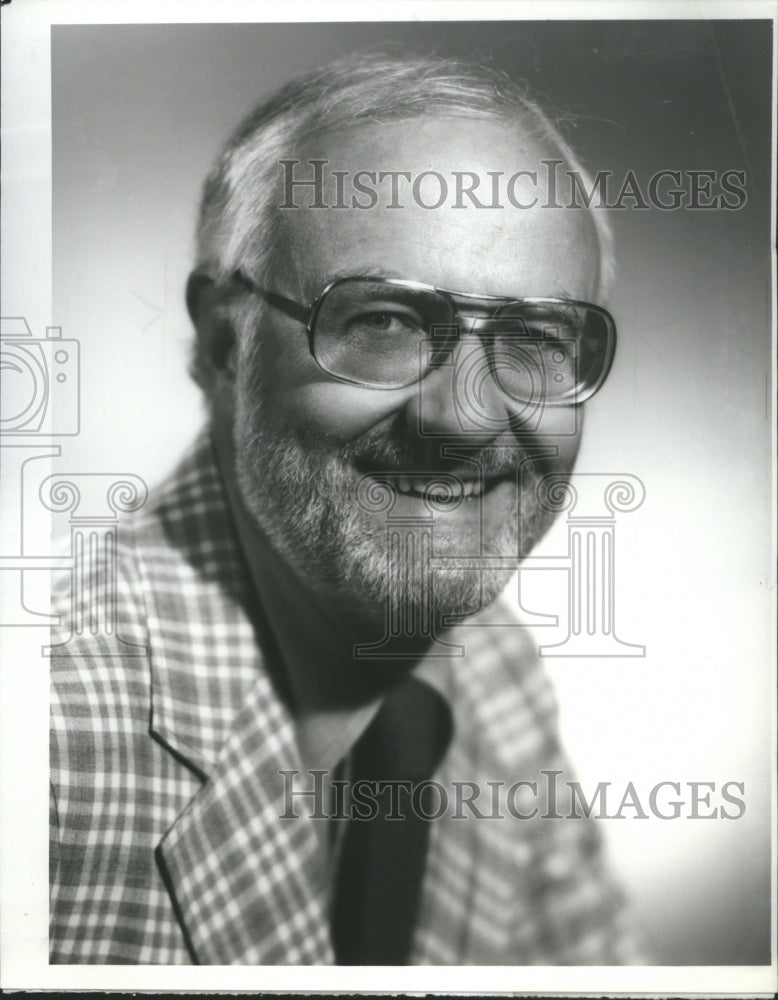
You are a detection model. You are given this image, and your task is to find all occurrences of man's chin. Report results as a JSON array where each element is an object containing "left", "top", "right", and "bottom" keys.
[
  {"left": 342, "top": 495, "right": 521, "bottom": 622},
  {"left": 428, "top": 565, "right": 516, "bottom": 620},
  {"left": 343, "top": 560, "right": 513, "bottom": 627}
]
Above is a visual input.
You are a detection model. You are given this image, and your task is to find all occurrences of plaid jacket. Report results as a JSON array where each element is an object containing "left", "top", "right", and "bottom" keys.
[{"left": 50, "top": 431, "right": 644, "bottom": 965}]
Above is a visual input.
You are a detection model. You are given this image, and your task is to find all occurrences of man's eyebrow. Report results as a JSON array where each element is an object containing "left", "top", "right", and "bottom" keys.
[
  {"left": 319, "top": 266, "right": 399, "bottom": 286},
  {"left": 548, "top": 286, "right": 576, "bottom": 301}
]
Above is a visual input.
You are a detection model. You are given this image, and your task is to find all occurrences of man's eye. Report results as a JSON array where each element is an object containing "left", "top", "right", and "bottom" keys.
[
  {"left": 349, "top": 311, "right": 422, "bottom": 335},
  {"left": 364, "top": 312, "right": 395, "bottom": 330}
]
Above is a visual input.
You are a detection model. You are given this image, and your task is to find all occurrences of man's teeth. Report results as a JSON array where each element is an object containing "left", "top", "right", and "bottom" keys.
[{"left": 394, "top": 475, "right": 484, "bottom": 499}]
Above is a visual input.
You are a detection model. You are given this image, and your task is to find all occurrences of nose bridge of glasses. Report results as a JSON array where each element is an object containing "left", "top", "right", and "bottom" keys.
[
  {"left": 425, "top": 297, "right": 532, "bottom": 391},
  {"left": 442, "top": 289, "right": 525, "bottom": 336},
  {"left": 454, "top": 314, "right": 520, "bottom": 337}
]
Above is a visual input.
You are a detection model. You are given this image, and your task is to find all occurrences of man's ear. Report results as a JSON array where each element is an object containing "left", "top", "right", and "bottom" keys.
[{"left": 186, "top": 272, "right": 237, "bottom": 381}]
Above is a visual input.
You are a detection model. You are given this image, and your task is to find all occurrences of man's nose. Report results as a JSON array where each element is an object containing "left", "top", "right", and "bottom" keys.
[{"left": 403, "top": 336, "right": 515, "bottom": 443}]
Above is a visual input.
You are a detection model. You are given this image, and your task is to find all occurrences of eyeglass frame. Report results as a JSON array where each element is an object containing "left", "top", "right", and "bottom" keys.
[{"left": 230, "top": 269, "right": 617, "bottom": 404}]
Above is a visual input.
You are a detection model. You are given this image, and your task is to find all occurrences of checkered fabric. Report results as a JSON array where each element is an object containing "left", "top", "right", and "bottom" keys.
[{"left": 50, "top": 430, "right": 646, "bottom": 965}]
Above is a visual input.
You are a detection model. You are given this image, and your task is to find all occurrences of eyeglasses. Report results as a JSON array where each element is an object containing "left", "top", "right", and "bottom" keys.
[{"left": 232, "top": 271, "right": 616, "bottom": 406}]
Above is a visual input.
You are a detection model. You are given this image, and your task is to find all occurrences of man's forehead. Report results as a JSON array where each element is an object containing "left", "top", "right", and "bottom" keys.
[
  {"left": 268, "top": 115, "right": 601, "bottom": 301},
  {"left": 295, "top": 114, "right": 555, "bottom": 175}
]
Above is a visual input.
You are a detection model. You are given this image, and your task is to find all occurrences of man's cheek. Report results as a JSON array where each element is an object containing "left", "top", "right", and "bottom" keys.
[{"left": 283, "top": 383, "right": 413, "bottom": 440}]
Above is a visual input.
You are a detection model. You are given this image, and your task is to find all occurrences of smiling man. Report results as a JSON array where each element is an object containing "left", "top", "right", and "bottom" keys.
[{"left": 50, "top": 54, "right": 641, "bottom": 966}]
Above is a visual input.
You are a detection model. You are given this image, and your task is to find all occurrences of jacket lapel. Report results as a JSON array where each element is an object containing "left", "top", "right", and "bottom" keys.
[
  {"left": 157, "top": 673, "right": 333, "bottom": 964},
  {"left": 133, "top": 433, "right": 333, "bottom": 964}
]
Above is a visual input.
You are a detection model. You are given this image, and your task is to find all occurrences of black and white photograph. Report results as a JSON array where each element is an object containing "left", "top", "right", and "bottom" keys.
[{"left": 0, "top": 1, "right": 775, "bottom": 994}]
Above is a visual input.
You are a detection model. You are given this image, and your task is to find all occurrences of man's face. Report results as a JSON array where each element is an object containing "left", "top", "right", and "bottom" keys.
[{"left": 229, "top": 116, "right": 601, "bottom": 620}]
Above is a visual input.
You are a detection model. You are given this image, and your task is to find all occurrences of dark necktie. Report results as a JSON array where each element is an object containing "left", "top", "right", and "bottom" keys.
[{"left": 330, "top": 675, "right": 453, "bottom": 965}]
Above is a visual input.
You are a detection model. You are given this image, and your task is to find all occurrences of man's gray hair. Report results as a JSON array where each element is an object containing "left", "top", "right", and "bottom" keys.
[{"left": 192, "top": 52, "right": 614, "bottom": 386}]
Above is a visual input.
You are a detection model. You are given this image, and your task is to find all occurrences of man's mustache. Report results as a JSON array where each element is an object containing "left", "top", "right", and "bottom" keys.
[{"left": 339, "top": 417, "right": 547, "bottom": 480}]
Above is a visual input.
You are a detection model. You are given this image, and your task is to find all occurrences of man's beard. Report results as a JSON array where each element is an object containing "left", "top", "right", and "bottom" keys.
[{"left": 232, "top": 345, "right": 566, "bottom": 623}]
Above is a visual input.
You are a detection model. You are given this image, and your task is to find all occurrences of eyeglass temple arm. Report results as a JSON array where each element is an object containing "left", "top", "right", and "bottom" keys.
[{"left": 231, "top": 270, "right": 312, "bottom": 327}]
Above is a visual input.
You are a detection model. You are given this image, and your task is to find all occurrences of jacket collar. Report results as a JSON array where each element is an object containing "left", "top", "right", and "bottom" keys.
[{"left": 134, "top": 431, "right": 282, "bottom": 774}]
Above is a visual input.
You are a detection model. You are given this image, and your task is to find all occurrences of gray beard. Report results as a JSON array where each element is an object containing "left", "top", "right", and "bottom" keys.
[{"left": 233, "top": 394, "right": 560, "bottom": 625}]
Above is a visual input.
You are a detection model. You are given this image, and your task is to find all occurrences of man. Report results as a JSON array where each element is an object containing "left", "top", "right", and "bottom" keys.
[{"left": 50, "top": 54, "right": 641, "bottom": 965}]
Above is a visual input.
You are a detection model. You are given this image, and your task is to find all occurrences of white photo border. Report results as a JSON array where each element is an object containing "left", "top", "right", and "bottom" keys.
[{"left": 1, "top": 0, "right": 776, "bottom": 993}]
